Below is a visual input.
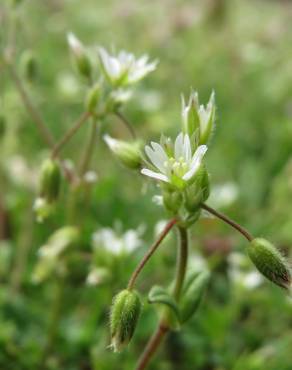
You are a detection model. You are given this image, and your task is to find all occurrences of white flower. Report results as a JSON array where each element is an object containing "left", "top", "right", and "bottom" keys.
[
  {"left": 92, "top": 226, "right": 143, "bottom": 255},
  {"left": 182, "top": 90, "right": 215, "bottom": 145},
  {"left": 67, "top": 32, "right": 84, "bottom": 58},
  {"left": 141, "top": 132, "right": 207, "bottom": 188},
  {"left": 98, "top": 47, "right": 158, "bottom": 86}
]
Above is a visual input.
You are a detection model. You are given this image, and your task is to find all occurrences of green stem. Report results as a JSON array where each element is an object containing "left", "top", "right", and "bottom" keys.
[
  {"left": 78, "top": 117, "right": 98, "bottom": 176},
  {"left": 38, "top": 278, "right": 65, "bottom": 369},
  {"left": 4, "top": 59, "right": 55, "bottom": 148},
  {"left": 135, "top": 226, "right": 188, "bottom": 370},
  {"left": 173, "top": 226, "right": 188, "bottom": 300},
  {"left": 51, "top": 111, "right": 91, "bottom": 158},
  {"left": 115, "top": 111, "right": 136, "bottom": 139},
  {"left": 127, "top": 218, "right": 177, "bottom": 290},
  {"left": 201, "top": 203, "right": 253, "bottom": 242}
]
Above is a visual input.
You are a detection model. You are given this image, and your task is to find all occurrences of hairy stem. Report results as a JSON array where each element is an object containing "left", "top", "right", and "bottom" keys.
[
  {"left": 173, "top": 227, "right": 188, "bottom": 300},
  {"left": 127, "top": 218, "right": 177, "bottom": 290},
  {"left": 5, "top": 60, "right": 55, "bottom": 148},
  {"left": 201, "top": 203, "right": 253, "bottom": 241},
  {"left": 135, "top": 322, "right": 169, "bottom": 370},
  {"left": 51, "top": 111, "right": 91, "bottom": 158},
  {"left": 78, "top": 117, "right": 98, "bottom": 176},
  {"left": 135, "top": 226, "right": 188, "bottom": 370},
  {"left": 115, "top": 111, "right": 136, "bottom": 139}
]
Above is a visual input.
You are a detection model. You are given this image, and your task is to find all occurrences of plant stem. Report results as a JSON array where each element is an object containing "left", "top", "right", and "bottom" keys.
[
  {"left": 78, "top": 117, "right": 98, "bottom": 176},
  {"left": 127, "top": 218, "right": 177, "bottom": 290},
  {"left": 115, "top": 111, "right": 136, "bottom": 139},
  {"left": 38, "top": 278, "right": 65, "bottom": 369},
  {"left": 51, "top": 111, "right": 91, "bottom": 158},
  {"left": 5, "top": 60, "right": 55, "bottom": 148},
  {"left": 135, "top": 322, "right": 169, "bottom": 370},
  {"left": 173, "top": 227, "right": 188, "bottom": 300},
  {"left": 201, "top": 203, "right": 253, "bottom": 241},
  {"left": 135, "top": 225, "right": 188, "bottom": 370}
]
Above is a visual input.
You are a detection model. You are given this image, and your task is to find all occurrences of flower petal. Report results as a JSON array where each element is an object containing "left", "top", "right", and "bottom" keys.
[
  {"left": 145, "top": 145, "right": 166, "bottom": 173},
  {"left": 174, "top": 132, "right": 184, "bottom": 160},
  {"left": 183, "top": 134, "right": 192, "bottom": 162},
  {"left": 141, "top": 168, "right": 169, "bottom": 182},
  {"left": 183, "top": 145, "right": 207, "bottom": 181}
]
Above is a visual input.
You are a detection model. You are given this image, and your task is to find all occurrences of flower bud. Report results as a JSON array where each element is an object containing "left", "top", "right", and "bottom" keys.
[
  {"left": 39, "top": 159, "right": 61, "bottom": 203},
  {"left": 20, "top": 50, "right": 38, "bottom": 82},
  {"left": 181, "top": 91, "right": 200, "bottom": 137},
  {"left": 162, "top": 189, "right": 182, "bottom": 213},
  {"left": 104, "top": 135, "right": 142, "bottom": 169},
  {"left": 110, "top": 289, "right": 141, "bottom": 352},
  {"left": 85, "top": 83, "right": 101, "bottom": 113},
  {"left": 67, "top": 33, "right": 92, "bottom": 79},
  {"left": 247, "top": 238, "right": 291, "bottom": 289},
  {"left": 184, "top": 165, "right": 210, "bottom": 212}
]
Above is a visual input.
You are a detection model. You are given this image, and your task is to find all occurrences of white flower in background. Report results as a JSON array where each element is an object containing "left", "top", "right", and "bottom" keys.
[
  {"left": 228, "top": 252, "right": 263, "bottom": 290},
  {"left": 92, "top": 225, "right": 144, "bottom": 255},
  {"left": 208, "top": 182, "right": 239, "bottom": 209},
  {"left": 86, "top": 267, "right": 109, "bottom": 286},
  {"left": 98, "top": 47, "right": 158, "bottom": 86},
  {"left": 141, "top": 132, "right": 207, "bottom": 189},
  {"left": 182, "top": 90, "right": 215, "bottom": 145}
]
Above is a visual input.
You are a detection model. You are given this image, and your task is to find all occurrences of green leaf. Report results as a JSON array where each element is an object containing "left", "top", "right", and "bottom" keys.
[
  {"left": 148, "top": 285, "right": 180, "bottom": 321},
  {"left": 180, "top": 269, "right": 210, "bottom": 324}
]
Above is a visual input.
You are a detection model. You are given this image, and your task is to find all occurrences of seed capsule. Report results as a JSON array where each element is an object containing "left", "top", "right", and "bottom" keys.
[
  {"left": 247, "top": 238, "right": 291, "bottom": 289},
  {"left": 110, "top": 289, "right": 141, "bottom": 352}
]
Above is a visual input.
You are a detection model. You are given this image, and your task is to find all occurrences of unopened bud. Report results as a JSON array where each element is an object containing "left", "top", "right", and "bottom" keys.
[
  {"left": 104, "top": 135, "right": 142, "bottom": 169},
  {"left": 247, "top": 238, "right": 291, "bottom": 289},
  {"left": 110, "top": 289, "right": 141, "bottom": 352},
  {"left": 39, "top": 159, "right": 61, "bottom": 203},
  {"left": 85, "top": 83, "right": 101, "bottom": 113},
  {"left": 20, "top": 50, "right": 38, "bottom": 82},
  {"left": 163, "top": 190, "right": 182, "bottom": 213},
  {"left": 67, "top": 33, "right": 92, "bottom": 79},
  {"left": 185, "top": 165, "right": 210, "bottom": 212}
]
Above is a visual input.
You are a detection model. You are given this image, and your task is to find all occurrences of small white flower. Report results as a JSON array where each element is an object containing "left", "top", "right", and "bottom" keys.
[
  {"left": 141, "top": 132, "right": 207, "bottom": 188},
  {"left": 92, "top": 225, "right": 143, "bottom": 255},
  {"left": 98, "top": 47, "right": 158, "bottom": 86}
]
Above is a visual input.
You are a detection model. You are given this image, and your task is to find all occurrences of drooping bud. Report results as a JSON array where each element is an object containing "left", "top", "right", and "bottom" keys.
[
  {"left": 67, "top": 33, "right": 92, "bottom": 79},
  {"left": 247, "top": 238, "right": 291, "bottom": 289},
  {"left": 32, "top": 226, "right": 80, "bottom": 283},
  {"left": 39, "top": 159, "right": 61, "bottom": 203},
  {"left": 110, "top": 289, "right": 141, "bottom": 352},
  {"left": 85, "top": 83, "right": 101, "bottom": 113},
  {"left": 104, "top": 135, "right": 142, "bottom": 169},
  {"left": 20, "top": 50, "right": 38, "bottom": 82}
]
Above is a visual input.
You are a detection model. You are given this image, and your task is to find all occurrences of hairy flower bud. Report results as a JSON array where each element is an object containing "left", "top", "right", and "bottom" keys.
[
  {"left": 39, "top": 159, "right": 61, "bottom": 203},
  {"left": 67, "top": 33, "right": 92, "bottom": 79},
  {"left": 110, "top": 289, "right": 141, "bottom": 352},
  {"left": 104, "top": 135, "right": 142, "bottom": 169},
  {"left": 247, "top": 238, "right": 291, "bottom": 289}
]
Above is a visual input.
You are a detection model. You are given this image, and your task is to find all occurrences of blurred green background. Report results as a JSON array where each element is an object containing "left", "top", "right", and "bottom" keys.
[{"left": 0, "top": 0, "right": 292, "bottom": 369}]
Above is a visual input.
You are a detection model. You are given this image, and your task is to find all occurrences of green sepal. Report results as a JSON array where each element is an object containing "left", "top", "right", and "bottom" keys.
[
  {"left": 148, "top": 285, "right": 180, "bottom": 328},
  {"left": 180, "top": 269, "right": 210, "bottom": 324}
]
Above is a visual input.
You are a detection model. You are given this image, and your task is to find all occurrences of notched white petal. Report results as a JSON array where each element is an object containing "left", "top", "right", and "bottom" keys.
[{"left": 141, "top": 168, "right": 169, "bottom": 182}]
